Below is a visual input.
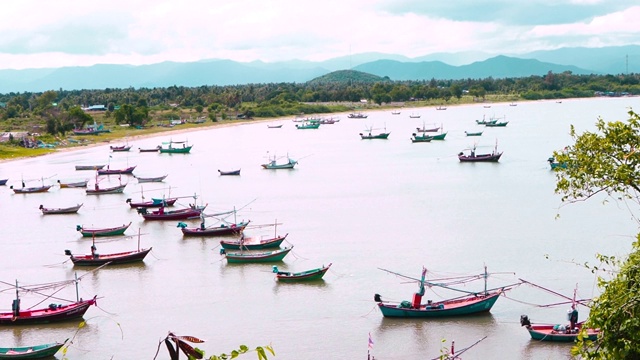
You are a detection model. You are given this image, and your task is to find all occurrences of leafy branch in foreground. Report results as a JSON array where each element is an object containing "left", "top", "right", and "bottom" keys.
[{"left": 153, "top": 332, "right": 274, "bottom": 360}]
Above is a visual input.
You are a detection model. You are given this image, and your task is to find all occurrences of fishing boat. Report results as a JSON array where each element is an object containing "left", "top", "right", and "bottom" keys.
[
  {"left": 10, "top": 185, "right": 52, "bottom": 194},
  {"left": 295, "top": 121, "right": 320, "bottom": 129},
  {"left": 65, "top": 236, "right": 151, "bottom": 266},
  {"left": 360, "top": 125, "right": 390, "bottom": 140},
  {"left": 134, "top": 174, "right": 168, "bottom": 183},
  {"left": 436, "top": 106, "right": 447, "bottom": 110},
  {"left": 318, "top": 117, "right": 339, "bottom": 124},
  {"left": 75, "top": 164, "right": 105, "bottom": 171},
  {"left": 137, "top": 205, "right": 205, "bottom": 221},
  {"left": 110, "top": 144, "right": 131, "bottom": 152},
  {"left": 220, "top": 232, "right": 288, "bottom": 250},
  {"left": 391, "top": 110, "right": 401, "bottom": 115},
  {"left": 126, "top": 197, "right": 177, "bottom": 208},
  {"left": 519, "top": 279, "right": 600, "bottom": 342},
  {"left": 139, "top": 146, "right": 161, "bottom": 152},
  {"left": 218, "top": 169, "right": 241, "bottom": 176},
  {"left": 178, "top": 220, "right": 250, "bottom": 236},
  {"left": 347, "top": 112, "right": 367, "bottom": 118},
  {"left": 409, "top": 113, "right": 421, "bottom": 118},
  {"left": 39, "top": 203, "right": 82, "bottom": 215},
  {"left": 475, "top": 116, "right": 498, "bottom": 125},
  {"left": 375, "top": 267, "right": 512, "bottom": 318},
  {"left": 57, "top": 179, "right": 89, "bottom": 188},
  {"left": 267, "top": 124, "right": 283, "bottom": 128},
  {"left": 416, "top": 123, "right": 440, "bottom": 132},
  {"left": 0, "top": 280, "right": 96, "bottom": 325},
  {"left": 465, "top": 131, "right": 483, "bottom": 137},
  {"left": 410, "top": 133, "right": 433, "bottom": 143},
  {"left": 485, "top": 121, "right": 508, "bottom": 127},
  {"left": 159, "top": 140, "right": 192, "bottom": 154},
  {"left": 76, "top": 222, "right": 132, "bottom": 237},
  {"left": 261, "top": 155, "right": 298, "bottom": 169},
  {"left": 97, "top": 165, "right": 136, "bottom": 175},
  {"left": 458, "top": 142, "right": 502, "bottom": 162},
  {"left": 86, "top": 182, "right": 127, "bottom": 194},
  {"left": 0, "top": 338, "right": 67, "bottom": 359},
  {"left": 221, "top": 246, "right": 293, "bottom": 263},
  {"left": 548, "top": 156, "right": 567, "bottom": 170},
  {"left": 510, "top": 102, "right": 518, "bottom": 106},
  {"left": 273, "top": 263, "right": 331, "bottom": 282},
  {"left": 0, "top": 179, "right": 7, "bottom": 186}
]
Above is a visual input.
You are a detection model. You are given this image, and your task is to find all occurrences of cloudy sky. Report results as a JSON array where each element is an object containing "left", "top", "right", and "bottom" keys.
[{"left": 0, "top": 0, "right": 638, "bottom": 69}]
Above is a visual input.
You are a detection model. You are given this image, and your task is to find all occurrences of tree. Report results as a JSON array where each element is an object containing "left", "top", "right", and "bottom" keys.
[
  {"left": 114, "top": 104, "right": 149, "bottom": 126},
  {"left": 554, "top": 110, "right": 640, "bottom": 359}
]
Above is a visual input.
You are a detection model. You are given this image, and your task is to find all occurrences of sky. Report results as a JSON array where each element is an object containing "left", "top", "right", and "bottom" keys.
[{"left": 0, "top": 0, "right": 639, "bottom": 70}]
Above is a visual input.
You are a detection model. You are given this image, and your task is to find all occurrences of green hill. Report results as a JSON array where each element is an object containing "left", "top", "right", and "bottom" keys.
[{"left": 307, "top": 70, "right": 388, "bottom": 84}]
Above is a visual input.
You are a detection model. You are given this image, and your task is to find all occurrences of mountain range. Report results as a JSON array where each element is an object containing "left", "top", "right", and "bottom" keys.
[{"left": 0, "top": 45, "right": 638, "bottom": 93}]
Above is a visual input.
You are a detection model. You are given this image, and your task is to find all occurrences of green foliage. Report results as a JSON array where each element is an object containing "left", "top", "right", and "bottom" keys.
[
  {"left": 308, "top": 70, "right": 386, "bottom": 84},
  {"left": 554, "top": 110, "right": 640, "bottom": 358},
  {"left": 114, "top": 104, "right": 149, "bottom": 126}
]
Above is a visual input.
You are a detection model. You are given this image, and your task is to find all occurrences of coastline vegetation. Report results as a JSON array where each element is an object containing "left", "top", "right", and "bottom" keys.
[{"left": 0, "top": 70, "right": 638, "bottom": 160}]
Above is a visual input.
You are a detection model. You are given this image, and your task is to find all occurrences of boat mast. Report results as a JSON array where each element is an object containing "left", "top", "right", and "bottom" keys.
[
  {"left": 75, "top": 272, "right": 79, "bottom": 302},
  {"left": 484, "top": 265, "right": 488, "bottom": 295}
]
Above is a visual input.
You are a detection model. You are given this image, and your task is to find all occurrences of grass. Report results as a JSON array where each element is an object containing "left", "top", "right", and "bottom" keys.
[{"left": 0, "top": 144, "right": 55, "bottom": 160}]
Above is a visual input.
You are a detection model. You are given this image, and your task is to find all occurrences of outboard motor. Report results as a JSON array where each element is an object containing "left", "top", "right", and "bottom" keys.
[
  {"left": 520, "top": 314, "right": 531, "bottom": 327},
  {"left": 374, "top": 294, "right": 382, "bottom": 302}
]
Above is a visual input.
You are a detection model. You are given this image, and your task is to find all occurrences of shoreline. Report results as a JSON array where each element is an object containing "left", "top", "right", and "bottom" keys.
[{"left": 0, "top": 97, "right": 593, "bottom": 164}]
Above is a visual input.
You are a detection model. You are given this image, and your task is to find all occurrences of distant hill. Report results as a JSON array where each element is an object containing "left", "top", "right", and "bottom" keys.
[
  {"left": 2, "top": 45, "right": 638, "bottom": 93},
  {"left": 353, "top": 56, "right": 595, "bottom": 80},
  {"left": 308, "top": 70, "right": 386, "bottom": 84}
]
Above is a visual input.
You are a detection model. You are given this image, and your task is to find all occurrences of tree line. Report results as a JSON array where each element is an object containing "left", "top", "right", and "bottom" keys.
[{"left": 1, "top": 71, "right": 639, "bottom": 135}]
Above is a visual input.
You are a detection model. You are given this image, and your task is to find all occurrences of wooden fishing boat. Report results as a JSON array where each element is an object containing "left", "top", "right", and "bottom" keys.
[
  {"left": 134, "top": 174, "right": 168, "bottom": 183},
  {"left": 0, "top": 339, "right": 67, "bottom": 359},
  {"left": 75, "top": 164, "right": 105, "bottom": 171},
  {"left": 57, "top": 179, "right": 88, "bottom": 188},
  {"left": 0, "top": 179, "right": 7, "bottom": 186},
  {"left": 375, "top": 267, "right": 512, "bottom": 318},
  {"left": 39, "top": 203, "right": 82, "bottom": 215},
  {"left": 218, "top": 169, "right": 241, "bottom": 176},
  {"left": 139, "top": 146, "right": 161, "bottom": 152},
  {"left": 485, "top": 121, "right": 508, "bottom": 127},
  {"left": 65, "top": 247, "right": 152, "bottom": 266},
  {"left": 97, "top": 165, "right": 136, "bottom": 175},
  {"left": 110, "top": 145, "right": 131, "bottom": 152},
  {"left": 274, "top": 263, "right": 331, "bottom": 282},
  {"left": 137, "top": 206, "right": 205, "bottom": 221},
  {"left": 475, "top": 116, "right": 498, "bottom": 125},
  {"left": 347, "top": 112, "right": 367, "bottom": 118},
  {"left": 10, "top": 185, "right": 51, "bottom": 194},
  {"left": 410, "top": 133, "right": 433, "bottom": 143},
  {"left": 261, "top": 156, "right": 297, "bottom": 169},
  {"left": 267, "top": 124, "right": 283, "bottom": 128},
  {"left": 520, "top": 317, "right": 599, "bottom": 342},
  {"left": 416, "top": 124, "right": 440, "bottom": 132},
  {"left": 548, "top": 157, "right": 567, "bottom": 170},
  {"left": 360, "top": 132, "right": 390, "bottom": 140},
  {"left": 295, "top": 121, "right": 320, "bottom": 129},
  {"left": 458, "top": 143, "right": 502, "bottom": 162},
  {"left": 126, "top": 197, "right": 177, "bottom": 208},
  {"left": 76, "top": 222, "right": 131, "bottom": 237},
  {"left": 465, "top": 131, "right": 483, "bottom": 137},
  {"left": 86, "top": 183, "right": 127, "bottom": 194},
  {"left": 220, "top": 233, "right": 288, "bottom": 250},
  {"left": 391, "top": 111, "right": 401, "bottom": 115},
  {"left": 178, "top": 220, "right": 250, "bottom": 236},
  {"left": 221, "top": 246, "right": 293, "bottom": 263},
  {"left": 159, "top": 140, "right": 192, "bottom": 154},
  {"left": 409, "top": 113, "right": 421, "bottom": 118}
]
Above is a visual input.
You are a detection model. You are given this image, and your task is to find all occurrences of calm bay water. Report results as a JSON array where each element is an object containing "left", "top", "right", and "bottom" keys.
[{"left": 0, "top": 97, "right": 638, "bottom": 359}]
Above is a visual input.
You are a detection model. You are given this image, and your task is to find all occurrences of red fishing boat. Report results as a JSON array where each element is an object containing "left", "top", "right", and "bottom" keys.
[
  {"left": 0, "top": 280, "right": 96, "bottom": 325},
  {"left": 178, "top": 220, "right": 250, "bottom": 236},
  {"left": 137, "top": 205, "right": 205, "bottom": 220},
  {"left": 65, "top": 234, "right": 151, "bottom": 266}
]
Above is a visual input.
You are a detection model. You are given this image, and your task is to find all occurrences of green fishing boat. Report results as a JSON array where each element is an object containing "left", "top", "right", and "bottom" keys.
[
  {"left": 221, "top": 246, "right": 293, "bottom": 263},
  {"left": 273, "top": 263, "right": 332, "bottom": 282},
  {"left": 76, "top": 222, "right": 131, "bottom": 237},
  {"left": 0, "top": 339, "right": 67, "bottom": 359},
  {"left": 465, "top": 131, "right": 483, "bottom": 136},
  {"left": 159, "top": 140, "right": 192, "bottom": 154},
  {"left": 295, "top": 121, "right": 320, "bottom": 129}
]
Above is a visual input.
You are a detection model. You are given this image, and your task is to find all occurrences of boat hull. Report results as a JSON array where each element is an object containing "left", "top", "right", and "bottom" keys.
[
  {"left": 0, "top": 298, "right": 96, "bottom": 325},
  {"left": 141, "top": 208, "right": 203, "bottom": 220},
  {"left": 77, "top": 222, "right": 131, "bottom": 237},
  {"left": 40, "top": 204, "right": 82, "bottom": 214},
  {"left": 276, "top": 264, "right": 331, "bottom": 282},
  {"left": 97, "top": 166, "right": 136, "bottom": 175},
  {"left": 69, "top": 248, "right": 152, "bottom": 266},
  {"left": 377, "top": 292, "right": 501, "bottom": 318},
  {"left": 458, "top": 153, "right": 502, "bottom": 162},
  {"left": 220, "top": 234, "right": 287, "bottom": 250},
  {"left": 86, "top": 184, "right": 127, "bottom": 194},
  {"left": 11, "top": 186, "right": 51, "bottom": 194},
  {"left": 182, "top": 221, "right": 250, "bottom": 236},
  {"left": 360, "top": 133, "right": 390, "bottom": 140},
  {"left": 0, "top": 339, "right": 67, "bottom": 359},
  {"left": 218, "top": 169, "right": 241, "bottom": 176},
  {"left": 160, "top": 145, "right": 192, "bottom": 154},
  {"left": 525, "top": 324, "right": 599, "bottom": 342},
  {"left": 224, "top": 247, "right": 293, "bottom": 263},
  {"left": 75, "top": 165, "right": 105, "bottom": 171}
]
